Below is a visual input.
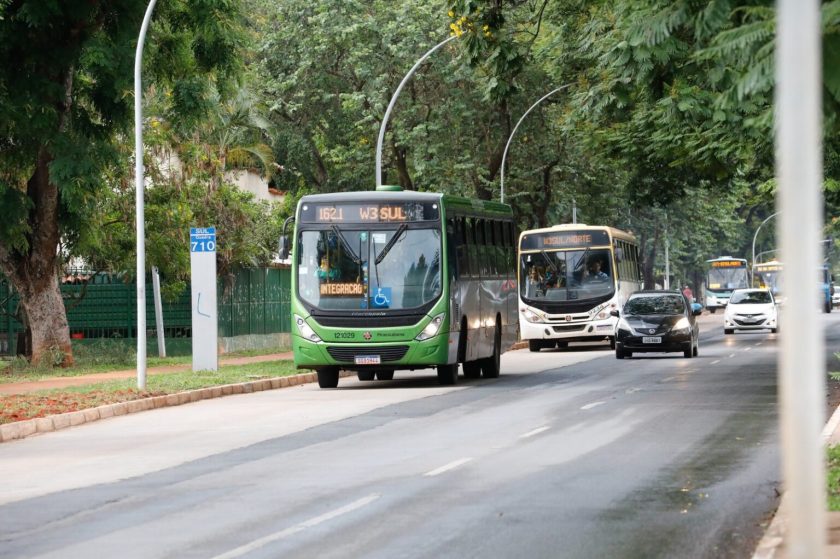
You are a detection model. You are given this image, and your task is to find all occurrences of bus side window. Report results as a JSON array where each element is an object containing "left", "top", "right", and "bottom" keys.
[
  {"left": 487, "top": 220, "right": 498, "bottom": 277},
  {"left": 457, "top": 217, "right": 470, "bottom": 278},
  {"left": 467, "top": 218, "right": 479, "bottom": 278},
  {"left": 475, "top": 219, "right": 486, "bottom": 278},
  {"left": 493, "top": 220, "right": 504, "bottom": 279},
  {"left": 446, "top": 218, "right": 458, "bottom": 281},
  {"left": 508, "top": 221, "right": 517, "bottom": 273}
]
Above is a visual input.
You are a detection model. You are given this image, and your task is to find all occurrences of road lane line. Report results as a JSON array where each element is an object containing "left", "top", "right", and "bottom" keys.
[
  {"left": 211, "top": 494, "right": 380, "bottom": 559},
  {"left": 729, "top": 353, "right": 735, "bottom": 358},
  {"left": 581, "top": 401, "right": 606, "bottom": 410},
  {"left": 711, "top": 360, "right": 721, "bottom": 365},
  {"left": 424, "top": 458, "right": 473, "bottom": 477},
  {"left": 755, "top": 342, "right": 763, "bottom": 346},
  {"left": 520, "top": 426, "right": 550, "bottom": 439},
  {"left": 745, "top": 347, "right": 752, "bottom": 352}
]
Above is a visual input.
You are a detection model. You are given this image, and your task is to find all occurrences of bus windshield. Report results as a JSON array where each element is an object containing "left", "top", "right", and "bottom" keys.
[
  {"left": 520, "top": 248, "right": 614, "bottom": 302},
  {"left": 706, "top": 267, "right": 748, "bottom": 291},
  {"left": 297, "top": 226, "right": 442, "bottom": 311}
]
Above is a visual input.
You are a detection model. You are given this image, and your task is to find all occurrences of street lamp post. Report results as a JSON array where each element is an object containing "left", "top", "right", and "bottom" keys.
[
  {"left": 500, "top": 84, "right": 571, "bottom": 204},
  {"left": 751, "top": 211, "right": 780, "bottom": 285},
  {"left": 375, "top": 35, "right": 456, "bottom": 188},
  {"left": 135, "top": 0, "right": 158, "bottom": 390}
]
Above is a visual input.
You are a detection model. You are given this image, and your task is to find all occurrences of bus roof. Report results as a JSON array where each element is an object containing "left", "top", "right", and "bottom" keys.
[
  {"left": 706, "top": 256, "right": 748, "bottom": 263},
  {"left": 517, "top": 223, "right": 637, "bottom": 244}
]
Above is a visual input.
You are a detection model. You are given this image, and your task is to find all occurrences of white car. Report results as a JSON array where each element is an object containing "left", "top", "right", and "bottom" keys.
[{"left": 724, "top": 288, "right": 778, "bottom": 334}]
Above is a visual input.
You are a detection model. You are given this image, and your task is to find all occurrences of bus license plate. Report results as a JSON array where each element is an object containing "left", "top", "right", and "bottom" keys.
[
  {"left": 354, "top": 355, "right": 381, "bottom": 365},
  {"left": 642, "top": 337, "right": 662, "bottom": 344}
]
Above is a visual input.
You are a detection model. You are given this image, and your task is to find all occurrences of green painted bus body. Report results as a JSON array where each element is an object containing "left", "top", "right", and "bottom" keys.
[{"left": 290, "top": 191, "right": 515, "bottom": 373}]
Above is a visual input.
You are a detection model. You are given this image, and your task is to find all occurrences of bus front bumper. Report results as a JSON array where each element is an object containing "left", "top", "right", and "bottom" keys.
[
  {"left": 293, "top": 332, "right": 454, "bottom": 370},
  {"left": 519, "top": 318, "right": 616, "bottom": 342}
]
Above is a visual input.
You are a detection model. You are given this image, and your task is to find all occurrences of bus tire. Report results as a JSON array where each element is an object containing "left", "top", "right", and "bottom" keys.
[
  {"left": 375, "top": 370, "right": 394, "bottom": 380},
  {"left": 437, "top": 363, "right": 459, "bottom": 385},
  {"left": 556, "top": 341, "right": 568, "bottom": 349},
  {"left": 317, "top": 367, "right": 340, "bottom": 388},
  {"left": 826, "top": 301, "right": 832, "bottom": 314},
  {"left": 528, "top": 340, "right": 542, "bottom": 352},
  {"left": 710, "top": 308, "right": 716, "bottom": 314},
  {"left": 357, "top": 371, "right": 375, "bottom": 381},
  {"left": 481, "top": 322, "right": 501, "bottom": 379},
  {"left": 463, "top": 361, "right": 482, "bottom": 378}
]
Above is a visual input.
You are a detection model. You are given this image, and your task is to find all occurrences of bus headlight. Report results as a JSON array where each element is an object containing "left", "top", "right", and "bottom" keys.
[
  {"left": 416, "top": 313, "right": 445, "bottom": 341},
  {"left": 294, "top": 314, "right": 322, "bottom": 342},
  {"left": 522, "top": 308, "right": 544, "bottom": 323}
]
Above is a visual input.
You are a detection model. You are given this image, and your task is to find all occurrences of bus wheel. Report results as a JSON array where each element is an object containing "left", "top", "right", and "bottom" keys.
[
  {"left": 357, "top": 371, "right": 375, "bottom": 381},
  {"left": 826, "top": 301, "right": 832, "bottom": 314},
  {"left": 317, "top": 367, "right": 340, "bottom": 388},
  {"left": 528, "top": 340, "right": 542, "bottom": 352},
  {"left": 463, "top": 361, "right": 482, "bottom": 378},
  {"left": 710, "top": 308, "right": 716, "bottom": 314},
  {"left": 482, "top": 323, "right": 501, "bottom": 379},
  {"left": 437, "top": 363, "right": 459, "bottom": 385},
  {"left": 556, "top": 341, "right": 568, "bottom": 349},
  {"left": 375, "top": 370, "right": 394, "bottom": 381}
]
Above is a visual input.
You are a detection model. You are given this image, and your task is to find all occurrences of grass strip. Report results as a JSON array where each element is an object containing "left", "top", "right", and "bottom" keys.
[{"left": 0, "top": 359, "right": 299, "bottom": 425}]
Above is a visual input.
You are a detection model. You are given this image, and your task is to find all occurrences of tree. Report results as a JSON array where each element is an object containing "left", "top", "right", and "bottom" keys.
[{"left": 0, "top": 0, "right": 244, "bottom": 366}]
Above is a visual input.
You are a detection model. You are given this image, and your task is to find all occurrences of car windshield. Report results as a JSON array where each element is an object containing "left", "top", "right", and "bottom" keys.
[
  {"left": 297, "top": 227, "right": 442, "bottom": 311},
  {"left": 730, "top": 290, "right": 772, "bottom": 304},
  {"left": 624, "top": 294, "right": 685, "bottom": 315},
  {"left": 519, "top": 248, "right": 614, "bottom": 302}
]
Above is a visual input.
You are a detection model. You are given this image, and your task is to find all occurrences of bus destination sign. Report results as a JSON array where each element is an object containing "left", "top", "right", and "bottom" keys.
[
  {"left": 520, "top": 230, "right": 610, "bottom": 251},
  {"left": 710, "top": 260, "right": 745, "bottom": 268},
  {"left": 301, "top": 202, "right": 439, "bottom": 223}
]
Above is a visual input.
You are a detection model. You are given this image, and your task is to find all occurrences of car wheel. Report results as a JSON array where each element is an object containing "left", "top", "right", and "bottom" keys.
[
  {"left": 375, "top": 371, "right": 394, "bottom": 381},
  {"left": 684, "top": 347, "right": 693, "bottom": 358},
  {"left": 615, "top": 348, "right": 625, "bottom": 359},
  {"left": 357, "top": 371, "right": 375, "bottom": 381},
  {"left": 693, "top": 342, "right": 699, "bottom": 357},
  {"left": 724, "top": 328, "right": 734, "bottom": 335},
  {"left": 609, "top": 337, "right": 616, "bottom": 350},
  {"left": 771, "top": 328, "right": 778, "bottom": 334},
  {"left": 710, "top": 308, "right": 716, "bottom": 314},
  {"left": 436, "top": 363, "right": 459, "bottom": 385},
  {"left": 317, "top": 367, "right": 340, "bottom": 389}
]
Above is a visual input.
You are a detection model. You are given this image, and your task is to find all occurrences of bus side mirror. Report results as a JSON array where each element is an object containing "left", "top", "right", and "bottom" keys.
[
  {"left": 278, "top": 235, "right": 290, "bottom": 260},
  {"left": 610, "top": 309, "right": 620, "bottom": 318}
]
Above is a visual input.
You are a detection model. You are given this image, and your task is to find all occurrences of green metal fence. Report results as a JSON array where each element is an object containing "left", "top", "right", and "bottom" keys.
[{"left": 0, "top": 266, "right": 291, "bottom": 356}]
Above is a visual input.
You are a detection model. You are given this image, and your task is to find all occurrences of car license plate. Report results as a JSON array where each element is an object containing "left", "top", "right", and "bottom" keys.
[
  {"left": 354, "top": 355, "right": 381, "bottom": 365},
  {"left": 642, "top": 337, "right": 662, "bottom": 344}
]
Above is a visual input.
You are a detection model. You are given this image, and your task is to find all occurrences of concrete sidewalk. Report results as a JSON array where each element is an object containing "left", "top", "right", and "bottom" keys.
[{"left": 0, "top": 351, "right": 294, "bottom": 395}]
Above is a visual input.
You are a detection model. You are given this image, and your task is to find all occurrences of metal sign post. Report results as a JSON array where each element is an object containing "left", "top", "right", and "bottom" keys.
[{"left": 190, "top": 227, "right": 218, "bottom": 372}]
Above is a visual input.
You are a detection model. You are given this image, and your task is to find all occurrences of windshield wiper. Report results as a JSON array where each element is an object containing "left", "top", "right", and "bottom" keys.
[
  {"left": 330, "top": 224, "right": 361, "bottom": 264},
  {"left": 374, "top": 223, "right": 407, "bottom": 265},
  {"left": 539, "top": 250, "right": 559, "bottom": 273}
]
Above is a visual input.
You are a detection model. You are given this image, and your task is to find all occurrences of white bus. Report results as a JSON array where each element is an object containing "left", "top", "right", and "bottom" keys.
[{"left": 518, "top": 224, "right": 642, "bottom": 351}]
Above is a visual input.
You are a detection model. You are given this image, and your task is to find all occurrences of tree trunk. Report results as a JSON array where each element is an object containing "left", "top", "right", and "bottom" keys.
[
  {"left": 642, "top": 228, "right": 661, "bottom": 289},
  {"left": 391, "top": 140, "right": 414, "bottom": 190},
  {"left": 21, "top": 274, "right": 73, "bottom": 367},
  {"left": 0, "top": 147, "right": 74, "bottom": 367}
]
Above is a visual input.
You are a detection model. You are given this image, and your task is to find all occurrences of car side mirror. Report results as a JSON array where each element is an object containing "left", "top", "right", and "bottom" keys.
[
  {"left": 610, "top": 309, "right": 620, "bottom": 318},
  {"left": 691, "top": 302, "right": 703, "bottom": 315}
]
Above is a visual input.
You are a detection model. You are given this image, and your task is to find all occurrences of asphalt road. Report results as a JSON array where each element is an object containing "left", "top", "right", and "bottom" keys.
[{"left": 3, "top": 313, "right": 840, "bottom": 559}]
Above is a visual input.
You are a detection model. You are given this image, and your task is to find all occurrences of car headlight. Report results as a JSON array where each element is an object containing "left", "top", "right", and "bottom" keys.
[
  {"left": 522, "top": 308, "right": 545, "bottom": 323},
  {"left": 672, "top": 317, "right": 691, "bottom": 331},
  {"left": 294, "top": 314, "right": 322, "bottom": 342},
  {"left": 416, "top": 313, "right": 446, "bottom": 341}
]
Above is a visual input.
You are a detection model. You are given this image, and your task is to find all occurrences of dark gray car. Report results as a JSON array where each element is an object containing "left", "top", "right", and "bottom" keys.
[{"left": 611, "top": 290, "right": 701, "bottom": 359}]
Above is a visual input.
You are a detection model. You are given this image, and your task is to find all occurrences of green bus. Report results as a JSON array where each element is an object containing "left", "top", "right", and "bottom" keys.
[{"left": 282, "top": 186, "right": 518, "bottom": 388}]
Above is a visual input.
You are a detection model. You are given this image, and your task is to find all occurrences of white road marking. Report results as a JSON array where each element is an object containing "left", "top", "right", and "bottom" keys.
[
  {"left": 729, "top": 353, "right": 735, "bottom": 358},
  {"left": 662, "top": 376, "right": 677, "bottom": 382},
  {"left": 520, "top": 426, "right": 550, "bottom": 439},
  {"left": 424, "top": 458, "right": 473, "bottom": 477},
  {"left": 755, "top": 342, "right": 763, "bottom": 346},
  {"left": 581, "top": 401, "right": 606, "bottom": 410},
  {"left": 745, "top": 347, "right": 752, "bottom": 352},
  {"left": 211, "top": 494, "right": 380, "bottom": 559},
  {"left": 625, "top": 387, "right": 641, "bottom": 394},
  {"left": 711, "top": 360, "right": 721, "bottom": 365}
]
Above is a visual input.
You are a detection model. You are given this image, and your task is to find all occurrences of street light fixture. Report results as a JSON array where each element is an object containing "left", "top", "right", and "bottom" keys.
[
  {"left": 375, "top": 35, "right": 457, "bottom": 188},
  {"left": 751, "top": 211, "right": 780, "bottom": 285},
  {"left": 135, "top": 0, "right": 159, "bottom": 390},
  {"left": 500, "top": 84, "right": 571, "bottom": 204}
]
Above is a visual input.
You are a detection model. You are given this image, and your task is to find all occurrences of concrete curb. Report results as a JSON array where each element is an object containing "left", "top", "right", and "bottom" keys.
[
  {"left": 751, "top": 403, "right": 840, "bottom": 558},
  {"left": 0, "top": 370, "right": 354, "bottom": 445}
]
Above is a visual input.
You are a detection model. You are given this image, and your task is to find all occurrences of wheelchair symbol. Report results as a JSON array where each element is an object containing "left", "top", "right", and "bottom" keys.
[{"left": 372, "top": 287, "right": 391, "bottom": 308}]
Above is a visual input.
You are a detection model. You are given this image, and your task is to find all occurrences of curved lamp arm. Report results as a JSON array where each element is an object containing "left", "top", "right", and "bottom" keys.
[
  {"left": 375, "top": 35, "right": 457, "bottom": 188},
  {"left": 500, "top": 83, "right": 571, "bottom": 204}
]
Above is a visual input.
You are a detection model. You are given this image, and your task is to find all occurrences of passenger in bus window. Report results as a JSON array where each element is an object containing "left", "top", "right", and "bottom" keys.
[{"left": 586, "top": 259, "right": 609, "bottom": 281}]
